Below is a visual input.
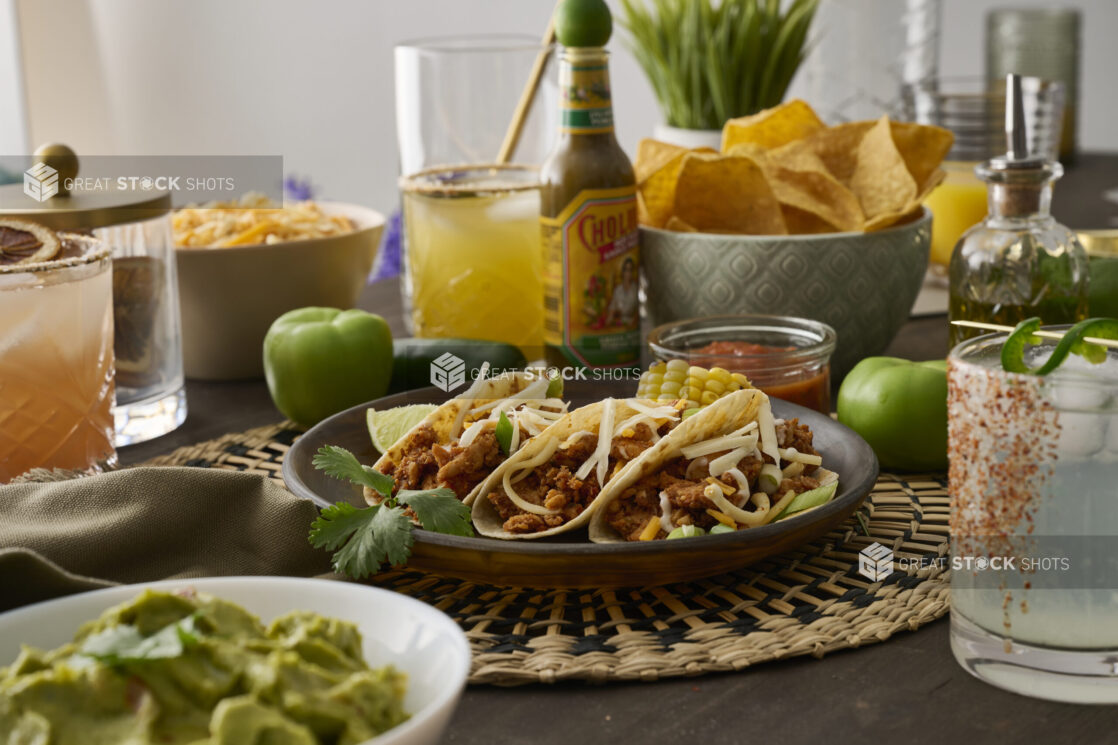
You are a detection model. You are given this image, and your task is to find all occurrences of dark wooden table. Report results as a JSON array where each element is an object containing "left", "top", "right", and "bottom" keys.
[{"left": 121, "top": 155, "right": 1118, "bottom": 742}]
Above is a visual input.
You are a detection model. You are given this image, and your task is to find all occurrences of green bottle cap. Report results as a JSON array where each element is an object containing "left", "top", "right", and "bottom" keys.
[{"left": 555, "top": 0, "right": 612, "bottom": 48}]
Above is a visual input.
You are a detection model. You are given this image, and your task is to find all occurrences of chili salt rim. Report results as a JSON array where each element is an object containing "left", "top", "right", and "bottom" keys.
[{"left": 399, "top": 163, "right": 541, "bottom": 198}]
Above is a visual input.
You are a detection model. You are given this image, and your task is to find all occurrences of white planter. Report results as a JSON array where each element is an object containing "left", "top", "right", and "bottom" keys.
[{"left": 651, "top": 124, "right": 723, "bottom": 149}]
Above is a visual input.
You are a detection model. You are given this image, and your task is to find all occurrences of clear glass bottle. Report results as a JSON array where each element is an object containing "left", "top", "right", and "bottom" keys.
[{"left": 948, "top": 156, "right": 1088, "bottom": 348}]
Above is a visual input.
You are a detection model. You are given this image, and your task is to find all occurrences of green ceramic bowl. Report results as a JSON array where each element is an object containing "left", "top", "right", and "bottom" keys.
[{"left": 640, "top": 208, "right": 932, "bottom": 378}]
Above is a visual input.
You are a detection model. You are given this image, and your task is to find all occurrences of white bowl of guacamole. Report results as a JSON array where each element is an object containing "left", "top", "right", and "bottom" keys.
[{"left": 0, "top": 576, "right": 470, "bottom": 745}]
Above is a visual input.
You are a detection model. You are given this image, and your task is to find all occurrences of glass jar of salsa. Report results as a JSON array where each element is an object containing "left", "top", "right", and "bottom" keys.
[{"left": 647, "top": 315, "right": 837, "bottom": 414}]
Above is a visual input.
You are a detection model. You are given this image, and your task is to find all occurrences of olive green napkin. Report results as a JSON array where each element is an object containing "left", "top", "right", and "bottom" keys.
[{"left": 0, "top": 467, "right": 333, "bottom": 612}]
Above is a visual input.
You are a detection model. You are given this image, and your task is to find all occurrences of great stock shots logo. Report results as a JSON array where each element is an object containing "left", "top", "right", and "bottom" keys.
[
  {"left": 430, "top": 353, "right": 467, "bottom": 393},
  {"left": 858, "top": 542, "right": 894, "bottom": 581},
  {"left": 23, "top": 162, "right": 59, "bottom": 202}
]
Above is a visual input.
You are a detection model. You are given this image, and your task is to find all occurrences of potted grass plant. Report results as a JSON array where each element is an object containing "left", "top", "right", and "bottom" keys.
[{"left": 620, "top": 0, "right": 819, "bottom": 148}]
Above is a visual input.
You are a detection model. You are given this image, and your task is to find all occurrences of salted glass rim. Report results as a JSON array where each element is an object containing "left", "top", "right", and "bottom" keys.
[{"left": 0, "top": 233, "right": 110, "bottom": 276}]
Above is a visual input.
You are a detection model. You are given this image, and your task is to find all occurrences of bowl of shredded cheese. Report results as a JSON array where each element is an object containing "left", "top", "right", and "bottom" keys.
[{"left": 174, "top": 195, "right": 384, "bottom": 380}]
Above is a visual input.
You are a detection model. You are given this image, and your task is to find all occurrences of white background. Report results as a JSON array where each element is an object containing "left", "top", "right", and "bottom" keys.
[{"left": 11, "top": 0, "right": 1117, "bottom": 215}]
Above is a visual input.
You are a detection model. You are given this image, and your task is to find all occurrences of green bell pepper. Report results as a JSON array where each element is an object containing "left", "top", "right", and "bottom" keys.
[
  {"left": 264, "top": 308, "right": 393, "bottom": 428},
  {"left": 836, "top": 357, "right": 948, "bottom": 472}
]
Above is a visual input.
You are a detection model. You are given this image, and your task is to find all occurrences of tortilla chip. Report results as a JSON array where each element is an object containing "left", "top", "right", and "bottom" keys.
[
  {"left": 638, "top": 154, "right": 689, "bottom": 229},
  {"left": 850, "top": 116, "right": 918, "bottom": 221},
  {"left": 672, "top": 152, "right": 787, "bottom": 235},
  {"left": 864, "top": 166, "right": 946, "bottom": 232},
  {"left": 889, "top": 122, "right": 955, "bottom": 188},
  {"left": 635, "top": 139, "right": 687, "bottom": 183},
  {"left": 780, "top": 205, "right": 840, "bottom": 234},
  {"left": 721, "top": 99, "right": 826, "bottom": 152},
  {"left": 762, "top": 143, "right": 865, "bottom": 232},
  {"left": 799, "top": 121, "right": 875, "bottom": 185},
  {"left": 664, "top": 216, "right": 698, "bottom": 232}
]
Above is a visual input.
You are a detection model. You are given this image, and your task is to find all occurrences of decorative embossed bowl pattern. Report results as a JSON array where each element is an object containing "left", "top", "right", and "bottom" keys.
[{"left": 640, "top": 208, "right": 932, "bottom": 378}]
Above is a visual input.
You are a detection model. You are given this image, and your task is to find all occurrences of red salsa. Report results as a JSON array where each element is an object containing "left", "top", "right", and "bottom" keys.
[{"left": 689, "top": 340, "right": 831, "bottom": 413}]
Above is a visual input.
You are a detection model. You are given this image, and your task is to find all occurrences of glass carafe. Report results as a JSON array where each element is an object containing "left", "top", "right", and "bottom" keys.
[{"left": 948, "top": 157, "right": 1088, "bottom": 348}]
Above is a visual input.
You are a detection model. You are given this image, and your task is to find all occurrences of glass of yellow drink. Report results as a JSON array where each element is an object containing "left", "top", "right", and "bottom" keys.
[
  {"left": 400, "top": 165, "right": 543, "bottom": 352},
  {"left": 0, "top": 234, "right": 116, "bottom": 482},
  {"left": 925, "top": 161, "right": 988, "bottom": 268}
]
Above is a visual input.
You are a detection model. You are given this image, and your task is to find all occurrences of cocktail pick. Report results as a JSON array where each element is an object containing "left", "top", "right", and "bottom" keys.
[{"left": 951, "top": 320, "right": 1118, "bottom": 350}]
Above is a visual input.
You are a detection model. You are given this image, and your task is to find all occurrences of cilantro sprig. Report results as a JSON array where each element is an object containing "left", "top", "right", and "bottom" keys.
[{"left": 310, "top": 445, "right": 474, "bottom": 579}]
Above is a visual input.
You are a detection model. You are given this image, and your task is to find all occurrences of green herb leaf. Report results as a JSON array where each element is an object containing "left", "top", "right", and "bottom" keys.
[
  {"left": 495, "top": 411, "right": 514, "bottom": 456},
  {"left": 80, "top": 614, "right": 200, "bottom": 665},
  {"left": 313, "top": 445, "right": 393, "bottom": 496},
  {"left": 309, "top": 502, "right": 414, "bottom": 579},
  {"left": 397, "top": 489, "right": 475, "bottom": 537}
]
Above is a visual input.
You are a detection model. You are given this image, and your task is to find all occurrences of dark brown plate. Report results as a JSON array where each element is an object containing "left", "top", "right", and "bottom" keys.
[{"left": 283, "top": 381, "right": 878, "bottom": 588}]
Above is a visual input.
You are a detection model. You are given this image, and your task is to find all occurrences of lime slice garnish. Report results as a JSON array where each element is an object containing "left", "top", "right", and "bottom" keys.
[{"left": 367, "top": 405, "right": 438, "bottom": 453}]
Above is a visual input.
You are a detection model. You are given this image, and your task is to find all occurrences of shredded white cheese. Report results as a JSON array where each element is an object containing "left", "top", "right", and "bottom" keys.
[
  {"left": 576, "top": 399, "right": 616, "bottom": 485},
  {"left": 501, "top": 439, "right": 560, "bottom": 516},
  {"left": 450, "top": 362, "right": 492, "bottom": 437},
  {"left": 757, "top": 397, "right": 781, "bottom": 465},
  {"left": 659, "top": 491, "right": 673, "bottom": 534},
  {"left": 680, "top": 433, "right": 758, "bottom": 460},
  {"left": 779, "top": 448, "right": 822, "bottom": 466},
  {"left": 457, "top": 419, "right": 488, "bottom": 449},
  {"left": 709, "top": 447, "right": 748, "bottom": 477}
]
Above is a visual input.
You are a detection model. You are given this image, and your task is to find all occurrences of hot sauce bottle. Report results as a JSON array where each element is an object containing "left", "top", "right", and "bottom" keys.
[{"left": 541, "top": 0, "right": 640, "bottom": 370}]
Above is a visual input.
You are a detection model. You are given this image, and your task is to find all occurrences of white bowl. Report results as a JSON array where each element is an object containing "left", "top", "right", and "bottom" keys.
[
  {"left": 0, "top": 576, "right": 469, "bottom": 745},
  {"left": 176, "top": 201, "right": 386, "bottom": 380}
]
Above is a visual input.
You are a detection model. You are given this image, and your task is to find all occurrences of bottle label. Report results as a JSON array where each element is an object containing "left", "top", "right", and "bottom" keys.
[
  {"left": 560, "top": 62, "right": 614, "bottom": 134},
  {"left": 542, "top": 186, "right": 640, "bottom": 367}
]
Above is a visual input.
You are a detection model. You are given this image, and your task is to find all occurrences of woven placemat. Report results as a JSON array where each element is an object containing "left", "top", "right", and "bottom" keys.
[{"left": 139, "top": 422, "right": 951, "bottom": 685}]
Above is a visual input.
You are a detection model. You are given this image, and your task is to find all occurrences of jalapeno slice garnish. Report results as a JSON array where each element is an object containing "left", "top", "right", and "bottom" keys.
[{"left": 1001, "top": 317, "right": 1118, "bottom": 375}]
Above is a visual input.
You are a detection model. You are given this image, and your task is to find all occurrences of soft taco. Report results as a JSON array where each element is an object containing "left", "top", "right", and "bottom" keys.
[
  {"left": 370, "top": 371, "right": 567, "bottom": 506},
  {"left": 471, "top": 397, "right": 690, "bottom": 539},
  {"left": 588, "top": 390, "right": 838, "bottom": 542}
]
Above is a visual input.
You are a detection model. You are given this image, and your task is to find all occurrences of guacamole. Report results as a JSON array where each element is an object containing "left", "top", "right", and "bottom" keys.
[{"left": 0, "top": 589, "right": 409, "bottom": 744}]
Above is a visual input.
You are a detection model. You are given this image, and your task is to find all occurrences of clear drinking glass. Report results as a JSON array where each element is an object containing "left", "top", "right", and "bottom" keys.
[
  {"left": 400, "top": 165, "right": 543, "bottom": 353},
  {"left": 789, "top": 0, "right": 941, "bottom": 121},
  {"left": 987, "top": 8, "right": 1080, "bottom": 160},
  {"left": 100, "top": 212, "right": 186, "bottom": 446},
  {"left": 948, "top": 331, "right": 1118, "bottom": 703},
  {"left": 395, "top": 35, "right": 557, "bottom": 175},
  {"left": 0, "top": 235, "right": 116, "bottom": 482},
  {"left": 395, "top": 35, "right": 556, "bottom": 336}
]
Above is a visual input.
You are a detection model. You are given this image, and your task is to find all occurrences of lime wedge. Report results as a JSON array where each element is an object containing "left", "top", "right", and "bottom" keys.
[{"left": 367, "top": 405, "right": 437, "bottom": 453}]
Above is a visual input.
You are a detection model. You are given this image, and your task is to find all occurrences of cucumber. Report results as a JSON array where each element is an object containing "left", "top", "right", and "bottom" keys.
[{"left": 390, "top": 338, "right": 528, "bottom": 393}]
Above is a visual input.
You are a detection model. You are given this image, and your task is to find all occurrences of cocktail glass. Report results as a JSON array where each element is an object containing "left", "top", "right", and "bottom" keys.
[
  {"left": 0, "top": 234, "right": 116, "bottom": 481},
  {"left": 400, "top": 164, "right": 543, "bottom": 353},
  {"left": 948, "top": 330, "right": 1118, "bottom": 702}
]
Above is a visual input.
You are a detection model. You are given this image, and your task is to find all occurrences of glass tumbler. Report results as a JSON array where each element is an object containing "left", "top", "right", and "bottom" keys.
[
  {"left": 395, "top": 35, "right": 557, "bottom": 334},
  {"left": 0, "top": 235, "right": 116, "bottom": 482},
  {"left": 987, "top": 8, "right": 1080, "bottom": 161},
  {"left": 789, "top": 0, "right": 942, "bottom": 121},
  {"left": 400, "top": 164, "right": 543, "bottom": 354},
  {"left": 948, "top": 331, "right": 1118, "bottom": 703},
  {"left": 98, "top": 212, "right": 186, "bottom": 445}
]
